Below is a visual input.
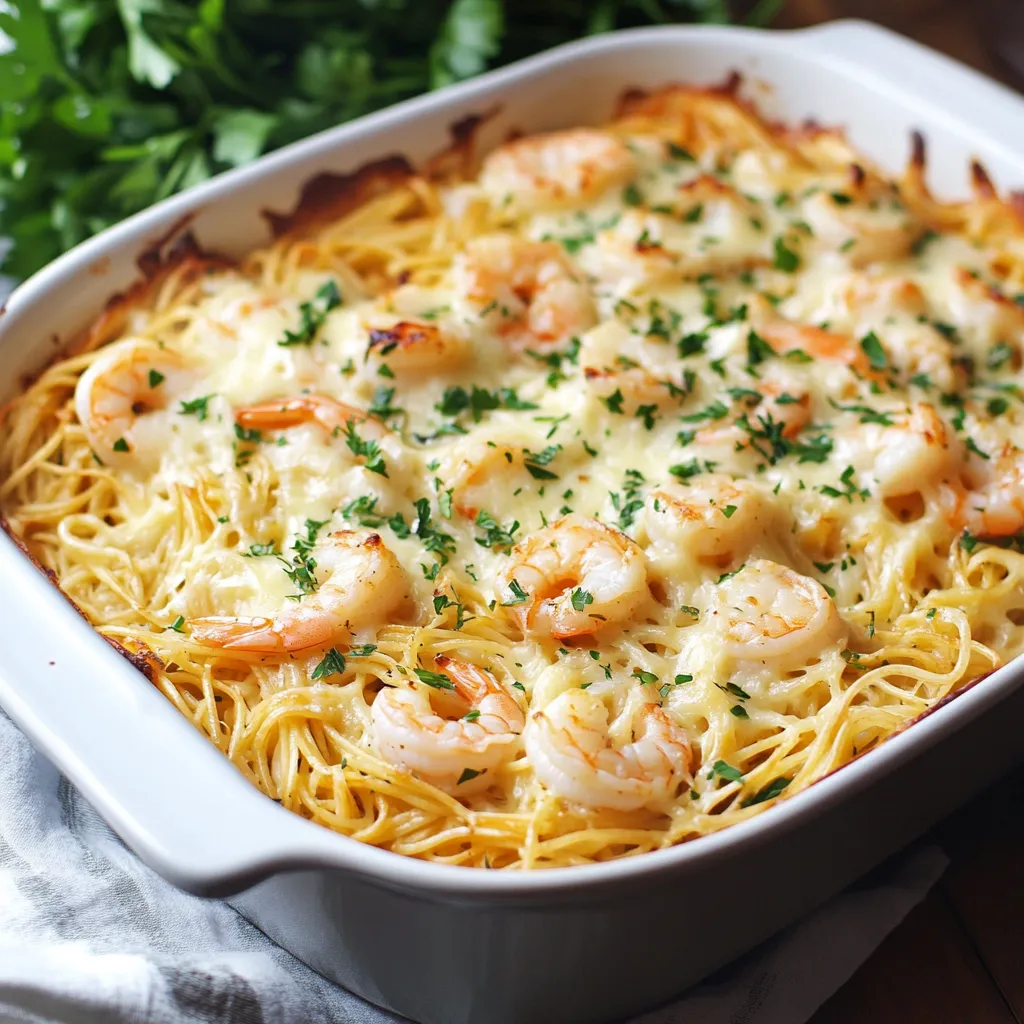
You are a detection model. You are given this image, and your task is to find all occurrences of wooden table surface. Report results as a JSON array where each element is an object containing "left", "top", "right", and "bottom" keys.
[{"left": 775, "top": 3, "right": 1024, "bottom": 1021}]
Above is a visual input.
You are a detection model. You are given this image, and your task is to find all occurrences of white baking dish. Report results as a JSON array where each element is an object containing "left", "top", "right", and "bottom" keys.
[{"left": 3, "top": 19, "right": 1024, "bottom": 1024}]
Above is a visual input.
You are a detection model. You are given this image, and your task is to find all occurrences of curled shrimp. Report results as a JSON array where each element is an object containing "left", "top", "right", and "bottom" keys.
[
  {"left": 941, "top": 437, "right": 1024, "bottom": 537},
  {"left": 946, "top": 267, "right": 1024, "bottom": 356},
  {"left": 366, "top": 320, "right": 468, "bottom": 376},
  {"left": 838, "top": 277, "right": 959, "bottom": 391},
  {"left": 584, "top": 202, "right": 767, "bottom": 286},
  {"left": 74, "top": 338, "right": 189, "bottom": 464},
  {"left": 371, "top": 656, "right": 525, "bottom": 794},
  {"left": 442, "top": 439, "right": 538, "bottom": 521},
  {"left": 479, "top": 129, "right": 637, "bottom": 214},
  {"left": 844, "top": 402, "right": 957, "bottom": 499},
  {"left": 803, "top": 167, "right": 921, "bottom": 266},
  {"left": 499, "top": 514, "right": 648, "bottom": 639},
  {"left": 644, "top": 475, "right": 778, "bottom": 563},
  {"left": 455, "top": 235, "right": 596, "bottom": 352},
  {"left": 235, "top": 394, "right": 382, "bottom": 438},
  {"left": 694, "top": 370, "right": 811, "bottom": 448},
  {"left": 190, "top": 531, "right": 408, "bottom": 652},
  {"left": 580, "top": 322, "right": 685, "bottom": 412},
  {"left": 525, "top": 689, "right": 692, "bottom": 812},
  {"left": 712, "top": 559, "right": 846, "bottom": 668},
  {"left": 748, "top": 295, "right": 873, "bottom": 377}
]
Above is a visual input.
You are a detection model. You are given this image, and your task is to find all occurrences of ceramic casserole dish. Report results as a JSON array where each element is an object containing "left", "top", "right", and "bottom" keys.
[{"left": 3, "top": 19, "right": 1024, "bottom": 1024}]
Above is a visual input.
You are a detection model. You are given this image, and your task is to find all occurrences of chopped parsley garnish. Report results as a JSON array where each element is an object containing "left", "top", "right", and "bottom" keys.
[
  {"left": 669, "top": 458, "right": 718, "bottom": 481},
  {"left": 708, "top": 760, "right": 744, "bottom": 783},
  {"left": 245, "top": 542, "right": 278, "bottom": 557},
  {"left": 632, "top": 668, "right": 658, "bottom": 685},
  {"left": 343, "top": 421, "right": 388, "bottom": 477},
  {"left": 819, "top": 464, "right": 869, "bottom": 503},
  {"left": 179, "top": 395, "right": 213, "bottom": 420},
  {"left": 859, "top": 331, "right": 888, "bottom": 370},
  {"left": 987, "top": 341, "right": 1015, "bottom": 371},
  {"left": 772, "top": 237, "right": 800, "bottom": 273},
  {"left": 112, "top": 437, "right": 129, "bottom": 453},
  {"left": 457, "top": 768, "right": 483, "bottom": 785},
  {"left": 965, "top": 437, "right": 990, "bottom": 460},
  {"left": 740, "top": 777, "right": 791, "bottom": 807},
  {"left": 234, "top": 422, "right": 262, "bottom": 444},
  {"left": 746, "top": 329, "right": 775, "bottom": 367},
  {"left": 148, "top": 369, "right": 165, "bottom": 388},
  {"left": 414, "top": 668, "right": 455, "bottom": 690},
  {"left": 666, "top": 142, "right": 695, "bottom": 162},
  {"left": 682, "top": 202, "right": 704, "bottom": 224},
  {"left": 503, "top": 579, "right": 529, "bottom": 606},
  {"left": 602, "top": 389, "right": 625, "bottom": 414},
  {"left": 475, "top": 510, "right": 520, "bottom": 550},
  {"left": 436, "top": 385, "right": 537, "bottom": 421},
  {"left": 622, "top": 182, "right": 643, "bottom": 207},
  {"left": 168, "top": 615, "right": 185, "bottom": 633},
  {"left": 570, "top": 588, "right": 594, "bottom": 612},
  {"left": 311, "top": 648, "right": 346, "bottom": 680},
  {"left": 730, "top": 705, "right": 749, "bottom": 719},
  {"left": 277, "top": 280, "right": 341, "bottom": 346},
  {"left": 523, "top": 444, "right": 562, "bottom": 480}
]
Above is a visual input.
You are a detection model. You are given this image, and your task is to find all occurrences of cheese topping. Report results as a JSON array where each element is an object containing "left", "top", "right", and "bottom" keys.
[{"left": 3, "top": 84, "right": 1022, "bottom": 868}]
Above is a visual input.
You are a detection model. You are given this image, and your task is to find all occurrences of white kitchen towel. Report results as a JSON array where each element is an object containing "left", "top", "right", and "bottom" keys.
[{"left": 0, "top": 708, "right": 947, "bottom": 1024}]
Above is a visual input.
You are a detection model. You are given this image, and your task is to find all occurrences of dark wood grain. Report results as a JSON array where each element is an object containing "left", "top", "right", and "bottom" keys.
[{"left": 812, "top": 889, "right": 1019, "bottom": 1024}]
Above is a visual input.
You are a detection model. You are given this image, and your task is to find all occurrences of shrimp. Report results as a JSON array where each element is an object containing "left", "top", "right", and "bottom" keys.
[
  {"left": 583, "top": 205, "right": 768, "bottom": 287},
  {"left": 837, "top": 277, "right": 958, "bottom": 392},
  {"left": 235, "top": 394, "right": 382, "bottom": 439},
  {"left": 366, "top": 320, "right": 469, "bottom": 376},
  {"left": 942, "top": 439, "right": 1024, "bottom": 538},
  {"left": 850, "top": 402, "right": 958, "bottom": 498},
  {"left": 694, "top": 370, "right": 811, "bottom": 448},
  {"left": 525, "top": 689, "right": 692, "bottom": 812},
  {"left": 479, "top": 129, "right": 637, "bottom": 215},
  {"left": 372, "top": 657, "right": 525, "bottom": 794},
  {"left": 748, "top": 295, "right": 872, "bottom": 376},
  {"left": 713, "top": 559, "right": 846, "bottom": 668},
  {"left": 454, "top": 235, "right": 595, "bottom": 353},
  {"left": 499, "top": 514, "right": 648, "bottom": 639},
  {"left": 579, "top": 321, "right": 685, "bottom": 413},
  {"left": 644, "top": 475, "right": 779, "bottom": 563},
  {"left": 190, "top": 531, "right": 407, "bottom": 652},
  {"left": 74, "top": 338, "right": 189, "bottom": 464},
  {"left": 803, "top": 167, "right": 920, "bottom": 266},
  {"left": 442, "top": 440, "right": 537, "bottom": 521},
  {"left": 945, "top": 267, "right": 1024, "bottom": 357}
]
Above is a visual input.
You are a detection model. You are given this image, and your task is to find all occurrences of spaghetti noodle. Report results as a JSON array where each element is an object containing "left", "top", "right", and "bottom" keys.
[{"left": 2, "top": 83, "right": 1022, "bottom": 869}]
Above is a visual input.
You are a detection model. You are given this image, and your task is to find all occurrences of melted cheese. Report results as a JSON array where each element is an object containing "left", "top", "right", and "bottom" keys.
[{"left": 5, "top": 85, "right": 1024, "bottom": 868}]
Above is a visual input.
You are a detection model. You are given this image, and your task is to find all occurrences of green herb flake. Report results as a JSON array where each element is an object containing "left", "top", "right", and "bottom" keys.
[
  {"left": 311, "top": 648, "right": 347, "bottom": 680},
  {"left": 859, "top": 331, "right": 888, "bottom": 370},
  {"left": 179, "top": 395, "right": 213, "bottom": 421},
  {"left": 708, "top": 760, "right": 744, "bottom": 783},
  {"left": 740, "top": 777, "right": 791, "bottom": 807},
  {"left": 772, "top": 237, "right": 800, "bottom": 273},
  {"left": 414, "top": 668, "right": 455, "bottom": 690}
]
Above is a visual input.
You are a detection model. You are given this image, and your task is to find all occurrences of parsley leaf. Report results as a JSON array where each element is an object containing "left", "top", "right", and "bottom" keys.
[
  {"left": 311, "top": 648, "right": 347, "bottom": 680},
  {"left": 277, "top": 281, "right": 342, "bottom": 346}
]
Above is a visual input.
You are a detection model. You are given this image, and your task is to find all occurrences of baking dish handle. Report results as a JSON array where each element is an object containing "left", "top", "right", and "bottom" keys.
[
  {"left": 0, "top": 537, "right": 352, "bottom": 896},
  {"left": 793, "top": 19, "right": 1024, "bottom": 146}
]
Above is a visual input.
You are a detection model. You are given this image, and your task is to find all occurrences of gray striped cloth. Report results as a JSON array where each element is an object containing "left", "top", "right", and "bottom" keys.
[{"left": 0, "top": 709, "right": 945, "bottom": 1024}]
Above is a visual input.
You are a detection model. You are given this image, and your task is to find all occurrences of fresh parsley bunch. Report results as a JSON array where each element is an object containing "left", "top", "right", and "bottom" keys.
[{"left": 0, "top": 0, "right": 778, "bottom": 280}]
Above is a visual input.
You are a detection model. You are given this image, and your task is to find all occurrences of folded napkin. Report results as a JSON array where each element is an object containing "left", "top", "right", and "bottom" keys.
[{"left": 0, "top": 709, "right": 946, "bottom": 1024}]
